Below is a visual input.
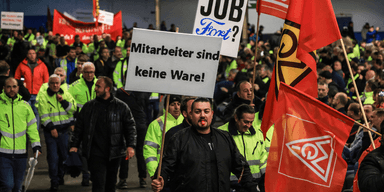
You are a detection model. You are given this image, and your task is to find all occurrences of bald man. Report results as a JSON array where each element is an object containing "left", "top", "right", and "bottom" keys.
[{"left": 332, "top": 92, "right": 348, "bottom": 115}]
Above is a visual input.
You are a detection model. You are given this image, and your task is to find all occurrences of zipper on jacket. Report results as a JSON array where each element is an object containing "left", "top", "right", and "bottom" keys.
[
  {"left": 12, "top": 100, "right": 15, "bottom": 155},
  {"left": 86, "top": 91, "right": 89, "bottom": 101},
  {"left": 47, "top": 101, "right": 55, "bottom": 108},
  {"left": 5, "top": 114, "right": 10, "bottom": 127},
  {"left": 252, "top": 142, "right": 259, "bottom": 155},
  {"left": 241, "top": 133, "right": 246, "bottom": 159}
]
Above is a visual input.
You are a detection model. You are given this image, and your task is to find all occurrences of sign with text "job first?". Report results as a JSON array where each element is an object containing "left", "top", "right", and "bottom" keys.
[
  {"left": 125, "top": 28, "right": 222, "bottom": 98},
  {"left": 192, "top": 0, "right": 248, "bottom": 58}
]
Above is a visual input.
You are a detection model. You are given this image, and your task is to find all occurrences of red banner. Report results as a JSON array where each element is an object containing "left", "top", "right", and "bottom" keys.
[
  {"left": 256, "top": 0, "right": 289, "bottom": 19},
  {"left": 265, "top": 83, "right": 354, "bottom": 192},
  {"left": 52, "top": 9, "right": 122, "bottom": 45},
  {"left": 260, "top": 0, "right": 341, "bottom": 138}
]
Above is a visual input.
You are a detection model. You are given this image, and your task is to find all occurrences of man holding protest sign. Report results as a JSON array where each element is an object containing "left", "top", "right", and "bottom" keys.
[
  {"left": 151, "top": 98, "right": 258, "bottom": 192},
  {"left": 143, "top": 95, "right": 184, "bottom": 179}
]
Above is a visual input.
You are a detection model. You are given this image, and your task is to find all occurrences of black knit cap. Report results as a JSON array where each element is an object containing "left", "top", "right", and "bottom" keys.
[{"left": 164, "top": 95, "right": 181, "bottom": 108}]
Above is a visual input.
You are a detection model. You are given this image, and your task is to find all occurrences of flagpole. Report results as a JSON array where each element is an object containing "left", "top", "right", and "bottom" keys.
[
  {"left": 251, "top": 12, "right": 261, "bottom": 106},
  {"left": 157, "top": 94, "right": 170, "bottom": 179},
  {"left": 354, "top": 121, "right": 382, "bottom": 136},
  {"left": 340, "top": 39, "right": 376, "bottom": 149}
]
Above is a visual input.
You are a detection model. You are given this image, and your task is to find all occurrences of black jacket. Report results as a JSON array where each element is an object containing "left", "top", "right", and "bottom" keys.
[
  {"left": 115, "top": 88, "right": 150, "bottom": 124},
  {"left": 70, "top": 95, "right": 137, "bottom": 160},
  {"left": 358, "top": 145, "right": 384, "bottom": 192},
  {"left": 160, "top": 126, "right": 257, "bottom": 192}
]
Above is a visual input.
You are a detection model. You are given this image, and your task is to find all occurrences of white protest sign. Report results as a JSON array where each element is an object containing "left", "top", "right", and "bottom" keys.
[
  {"left": 1, "top": 12, "right": 23, "bottom": 30},
  {"left": 125, "top": 28, "right": 222, "bottom": 98},
  {"left": 192, "top": 0, "right": 248, "bottom": 58},
  {"left": 98, "top": 10, "right": 114, "bottom": 25}
]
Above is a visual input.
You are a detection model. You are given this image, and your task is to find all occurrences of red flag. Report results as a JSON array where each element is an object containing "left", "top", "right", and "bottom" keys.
[
  {"left": 265, "top": 82, "right": 354, "bottom": 192},
  {"left": 260, "top": 0, "right": 342, "bottom": 138},
  {"left": 47, "top": 6, "right": 53, "bottom": 30},
  {"left": 256, "top": 0, "right": 290, "bottom": 19}
]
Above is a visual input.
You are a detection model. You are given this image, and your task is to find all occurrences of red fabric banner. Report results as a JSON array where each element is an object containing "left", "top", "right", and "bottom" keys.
[
  {"left": 265, "top": 82, "right": 354, "bottom": 192},
  {"left": 47, "top": 7, "right": 53, "bottom": 30},
  {"left": 260, "top": 0, "right": 341, "bottom": 138},
  {"left": 52, "top": 9, "right": 122, "bottom": 45},
  {"left": 256, "top": 0, "right": 290, "bottom": 19}
]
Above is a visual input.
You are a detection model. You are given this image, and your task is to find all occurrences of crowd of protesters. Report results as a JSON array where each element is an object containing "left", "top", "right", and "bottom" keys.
[{"left": 0, "top": 19, "right": 384, "bottom": 192}]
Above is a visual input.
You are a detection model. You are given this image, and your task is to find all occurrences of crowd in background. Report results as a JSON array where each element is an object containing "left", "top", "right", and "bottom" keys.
[{"left": 1, "top": 18, "right": 384, "bottom": 192}]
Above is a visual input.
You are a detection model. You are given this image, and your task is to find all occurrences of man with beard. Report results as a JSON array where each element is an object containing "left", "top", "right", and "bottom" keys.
[
  {"left": 151, "top": 98, "right": 258, "bottom": 192},
  {"left": 15, "top": 48, "right": 49, "bottom": 129},
  {"left": 0, "top": 77, "right": 41, "bottom": 192},
  {"left": 35, "top": 74, "right": 76, "bottom": 191},
  {"left": 70, "top": 76, "right": 137, "bottom": 192},
  {"left": 143, "top": 95, "right": 184, "bottom": 182}
]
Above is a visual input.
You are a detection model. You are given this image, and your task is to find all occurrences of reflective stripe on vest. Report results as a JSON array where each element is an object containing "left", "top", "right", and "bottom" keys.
[
  {"left": 0, "top": 130, "right": 26, "bottom": 139},
  {"left": 0, "top": 148, "right": 26, "bottom": 154},
  {"left": 157, "top": 118, "right": 164, "bottom": 131}
]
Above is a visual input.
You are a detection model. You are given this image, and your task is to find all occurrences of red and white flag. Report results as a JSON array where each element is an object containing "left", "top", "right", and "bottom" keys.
[
  {"left": 256, "top": 0, "right": 290, "bottom": 19},
  {"left": 265, "top": 83, "right": 354, "bottom": 192}
]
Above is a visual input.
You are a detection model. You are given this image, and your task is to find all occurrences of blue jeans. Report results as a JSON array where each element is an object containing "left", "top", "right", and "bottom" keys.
[
  {"left": 44, "top": 131, "right": 69, "bottom": 185},
  {"left": 28, "top": 95, "right": 40, "bottom": 130},
  {"left": 0, "top": 157, "right": 27, "bottom": 192}
]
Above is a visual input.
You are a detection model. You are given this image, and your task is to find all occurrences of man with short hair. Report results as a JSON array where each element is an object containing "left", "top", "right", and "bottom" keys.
[
  {"left": 70, "top": 76, "right": 137, "bottom": 192},
  {"left": 15, "top": 48, "right": 49, "bottom": 129},
  {"left": 222, "top": 81, "right": 253, "bottom": 123},
  {"left": 332, "top": 92, "right": 348, "bottom": 115},
  {"left": 344, "top": 109, "right": 384, "bottom": 165},
  {"left": 36, "top": 74, "right": 76, "bottom": 191},
  {"left": 346, "top": 103, "right": 362, "bottom": 143},
  {"left": 60, "top": 47, "right": 77, "bottom": 83},
  {"left": 94, "top": 47, "right": 112, "bottom": 78},
  {"left": 0, "top": 77, "right": 41, "bottom": 192},
  {"left": 71, "top": 35, "right": 88, "bottom": 54},
  {"left": 318, "top": 82, "right": 329, "bottom": 105},
  {"left": 151, "top": 98, "right": 258, "bottom": 192},
  {"left": 68, "top": 54, "right": 89, "bottom": 84},
  {"left": 37, "top": 67, "right": 69, "bottom": 96},
  {"left": 113, "top": 46, "right": 130, "bottom": 88},
  {"left": 56, "top": 36, "right": 69, "bottom": 66},
  {"left": 218, "top": 104, "right": 268, "bottom": 191},
  {"left": 69, "top": 62, "right": 97, "bottom": 112},
  {"left": 143, "top": 95, "right": 184, "bottom": 180},
  {"left": 0, "top": 60, "right": 30, "bottom": 101}
]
